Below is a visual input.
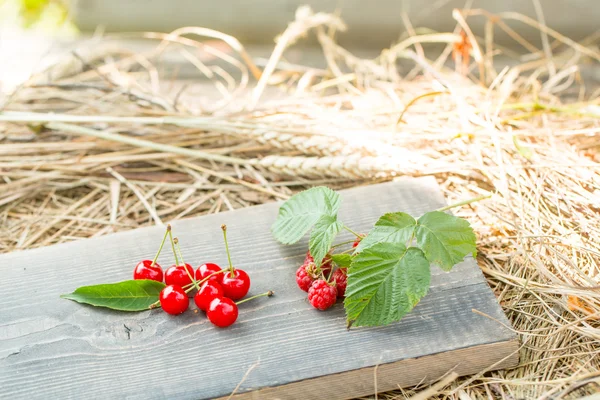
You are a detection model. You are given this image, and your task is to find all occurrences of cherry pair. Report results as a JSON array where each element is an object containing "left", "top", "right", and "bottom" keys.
[
  {"left": 193, "top": 265, "right": 248, "bottom": 328},
  {"left": 196, "top": 225, "right": 251, "bottom": 327},
  {"left": 195, "top": 261, "right": 251, "bottom": 301},
  {"left": 158, "top": 283, "right": 249, "bottom": 328},
  {"left": 133, "top": 226, "right": 196, "bottom": 286}
]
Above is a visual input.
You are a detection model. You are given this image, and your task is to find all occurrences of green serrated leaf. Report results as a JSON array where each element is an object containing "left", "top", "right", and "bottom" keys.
[
  {"left": 330, "top": 253, "right": 353, "bottom": 267},
  {"left": 414, "top": 211, "right": 476, "bottom": 271},
  {"left": 309, "top": 214, "right": 343, "bottom": 267},
  {"left": 344, "top": 243, "right": 430, "bottom": 327},
  {"left": 356, "top": 212, "right": 417, "bottom": 252},
  {"left": 271, "top": 187, "right": 341, "bottom": 245},
  {"left": 61, "top": 280, "right": 166, "bottom": 311}
]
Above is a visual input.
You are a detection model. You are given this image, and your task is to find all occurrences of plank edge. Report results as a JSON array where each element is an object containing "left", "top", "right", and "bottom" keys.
[{"left": 218, "top": 338, "right": 520, "bottom": 400}]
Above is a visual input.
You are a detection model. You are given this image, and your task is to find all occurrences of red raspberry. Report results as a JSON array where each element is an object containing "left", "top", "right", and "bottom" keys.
[
  {"left": 304, "top": 261, "right": 320, "bottom": 279},
  {"left": 304, "top": 251, "right": 333, "bottom": 277},
  {"left": 321, "top": 258, "right": 333, "bottom": 277},
  {"left": 296, "top": 264, "right": 314, "bottom": 292},
  {"left": 352, "top": 233, "right": 366, "bottom": 248},
  {"left": 308, "top": 280, "right": 337, "bottom": 310},
  {"left": 304, "top": 251, "right": 313, "bottom": 264},
  {"left": 332, "top": 268, "right": 347, "bottom": 298}
]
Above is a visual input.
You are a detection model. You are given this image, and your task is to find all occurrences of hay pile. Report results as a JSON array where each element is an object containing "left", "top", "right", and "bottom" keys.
[{"left": 1, "top": 6, "right": 599, "bottom": 399}]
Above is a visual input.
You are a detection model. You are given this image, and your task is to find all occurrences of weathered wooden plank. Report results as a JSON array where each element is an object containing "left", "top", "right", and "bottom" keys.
[
  {"left": 221, "top": 338, "right": 519, "bottom": 400},
  {"left": 0, "top": 177, "right": 518, "bottom": 399}
]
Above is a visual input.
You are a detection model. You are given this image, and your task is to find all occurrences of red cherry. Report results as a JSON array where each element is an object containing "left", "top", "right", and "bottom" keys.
[
  {"left": 221, "top": 269, "right": 251, "bottom": 300},
  {"left": 194, "top": 281, "right": 224, "bottom": 311},
  {"left": 159, "top": 285, "right": 189, "bottom": 315},
  {"left": 195, "top": 263, "right": 223, "bottom": 284},
  {"left": 133, "top": 260, "right": 163, "bottom": 282},
  {"left": 165, "top": 263, "right": 194, "bottom": 287},
  {"left": 207, "top": 297, "right": 238, "bottom": 327}
]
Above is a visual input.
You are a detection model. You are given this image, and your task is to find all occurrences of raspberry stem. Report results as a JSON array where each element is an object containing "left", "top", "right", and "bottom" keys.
[
  {"left": 343, "top": 225, "right": 362, "bottom": 238},
  {"left": 236, "top": 291, "right": 274, "bottom": 305},
  {"left": 151, "top": 225, "right": 171, "bottom": 266},
  {"left": 174, "top": 237, "right": 199, "bottom": 290},
  {"left": 337, "top": 247, "right": 355, "bottom": 255},
  {"left": 324, "top": 266, "right": 334, "bottom": 283},
  {"left": 331, "top": 239, "right": 356, "bottom": 249},
  {"left": 221, "top": 224, "right": 235, "bottom": 278}
]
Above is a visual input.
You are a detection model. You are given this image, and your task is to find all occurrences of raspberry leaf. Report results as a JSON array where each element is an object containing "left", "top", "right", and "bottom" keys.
[
  {"left": 356, "top": 212, "right": 417, "bottom": 252},
  {"left": 330, "top": 253, "right": 353, "bottom": 267},
  {"left": 271, "top": 187, "right": 341, "bottom": 245},
  {"left": 309, "top": 214, "right": 343, "bottom": 267},
  {"left": 344, "top": 243, "right": 430, "bottom": 327},
  {"left": 414, "top": 211, "right": 476, "bottom": 271},
  {"left": 61, "top": 280, "right": 166, "bottom": 311}
]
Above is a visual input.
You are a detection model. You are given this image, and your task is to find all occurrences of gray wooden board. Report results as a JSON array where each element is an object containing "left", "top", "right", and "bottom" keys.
[{"left": 0, "top": 177, "right": 518, "bottom": 399}]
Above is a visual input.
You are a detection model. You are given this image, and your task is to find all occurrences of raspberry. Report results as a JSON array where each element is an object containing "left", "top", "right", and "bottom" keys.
[
  {"left": 308, "top": 280, "right": 337, "bottom": 310},
  {"left": 352, "top": 233, "right": 366, "bottom": 248},
  {"left": 304, "top": 251, "right": 313, "bottom": 264},
  {"left": 297, "top": 252, "right": 334, "bottom": 293},
  {"left": 332, "top": 268, "right": 347, "bottom": 298},
  {"left": 304, "top": 251, "right": 333, "bottom": 277},
  {"left": 321, "top": 258, "right": 333, "bottom": 277},
  {"left": 296, "top": 264, "right": 314, "bottom": 292},
  {"left": 304, "top": 261, "right": 321, "bottom": 280}
]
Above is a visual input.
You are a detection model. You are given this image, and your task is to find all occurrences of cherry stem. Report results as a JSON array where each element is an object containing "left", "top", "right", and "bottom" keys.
[
  {"left": 331, "top": 239, "right": 355, "bottom": 249},
  {"left": 185, "top": 285, "right": 196, "bottom": 294},
  {"left": 149, "top": 300, "right": 161, "bottom": 309},
  {"left": 151, "top": 225, "right": 171, "bottom": 266},
  {"left": 182, "top": 269, "right": 228, "bottom": 291},
  {"left": 151, "top": 268, "right": 228, "bottom": 309},
  {"left": 174, "top": 237, "right": 199, "bottom": 290},
  {"left": 236, "top": 291, "right": 274, "bottom": 305},
  {"left": 221, "top": 224, "right": 235, "bottom": 278},
  {"left": 343, "top": 225, "right": 362, "bottom": 238},
  {"left": 168, "top": 229, "right": 180, "bottom": 266}
]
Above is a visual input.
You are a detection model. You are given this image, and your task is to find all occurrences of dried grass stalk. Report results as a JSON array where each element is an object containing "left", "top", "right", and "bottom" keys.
[{"left": 1, "top": 5, "right": 599, "bottom": 399}]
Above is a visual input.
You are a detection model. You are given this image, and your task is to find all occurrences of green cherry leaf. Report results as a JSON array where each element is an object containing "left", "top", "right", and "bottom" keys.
[
  {"left": 344, "top": 243, "right": 430, "bottom": 327},
  {"left": 271, "top": 187, "right": 341, "bottom": 245},
  {"left": 330, "top": 253, "right": 353, "bottom": 268},
  {"left": 60, "top": 280, "right": 166, "bottom": 311},
  {"left": 414, "top": 211, "right": 477, "bottom": 271},
  {"left": 356, "top": 212, "right": 417, "bottom": 252},
  {"left": 309, "top": 214, "right": 343, "bottom": 267}
]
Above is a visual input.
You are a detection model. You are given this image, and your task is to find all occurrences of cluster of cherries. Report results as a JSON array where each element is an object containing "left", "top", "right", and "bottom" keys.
[
  {"left": 295, "top": 236, "right": 362, "bottom": 310},
  {"left": 133, "top": 224, "right": 272, "bottom": 328}
]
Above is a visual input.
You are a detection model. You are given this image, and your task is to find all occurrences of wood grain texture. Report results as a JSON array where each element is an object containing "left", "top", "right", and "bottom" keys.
[
  {"left": 0, "top": 177, "right": 518, "bottom": 400},
  {"left": 219, "top": 340, "right": 519, "bottom": 400}
]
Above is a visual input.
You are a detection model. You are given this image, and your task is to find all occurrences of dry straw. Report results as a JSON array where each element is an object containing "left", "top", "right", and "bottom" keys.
[{"left": 1, "top": 5, "right": 599, "bottom": 399}]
